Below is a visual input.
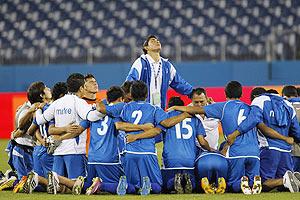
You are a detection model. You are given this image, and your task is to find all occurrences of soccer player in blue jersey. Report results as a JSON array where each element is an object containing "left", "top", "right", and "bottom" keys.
[
  {"left": 159, "top": 97, "right": 211, "bottom": 194},
  {"left": 68, "top": 86, "right": 130, "bottom": 195},
  {"left": 127, "top": 96, "right": 211, "bottom": 194},
  {"left": 227, "top": 88, "right": 300, "bottom": 193},
  {"left": 282, "top": 85, "right": 300, "bottom": 175},
  {"left": 168, "top": 81, "right": 262, "bottom": 194},
  {"left": 115, "top": 80, "right": 191, "bottom": 195}
]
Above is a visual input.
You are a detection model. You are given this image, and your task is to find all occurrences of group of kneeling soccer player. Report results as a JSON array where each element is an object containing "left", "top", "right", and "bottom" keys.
[{"left": 1, "top": 72, "right": 300, "bottom": 195}]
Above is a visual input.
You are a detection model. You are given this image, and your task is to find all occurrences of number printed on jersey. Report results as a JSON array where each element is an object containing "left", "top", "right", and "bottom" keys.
[
  {"left": 237, "top": 109, "right": 246, "bottom": 125},
  {"left": 97, "top": 116, "right": 109, "bottom": 135},
  {"left": 132, "top": 110, "right": 143, "bottom": 124},
  {"left": 175, "top": 118, "right": 193, "bottom": 139}
]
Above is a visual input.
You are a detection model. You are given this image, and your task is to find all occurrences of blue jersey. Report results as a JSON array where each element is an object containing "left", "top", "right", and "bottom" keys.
[
  {"left": 120, "top": 101, "right": 168, "bottom": 154},
  {"left": 162, "top": 111, "right": 205, "bottom": 169},
  {"left": 204, "top": 100, "right": 259, "bottom": 158},
  {"left": 106, "top": 102, "right": 127, "bottom": 154},
  {"left": 238, "top": 94, "right": 300, "bottom": 152},
  {"left": 33, "top": 104, "right": 50, "bottom": 138},
  {"left": 80, "top": 115, "right": 120, "bottom": 164}
]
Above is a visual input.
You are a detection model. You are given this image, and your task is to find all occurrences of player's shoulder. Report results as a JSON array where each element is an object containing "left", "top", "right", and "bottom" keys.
[{"left": 251, "top": 94, "right": 270, "bottom": 109}]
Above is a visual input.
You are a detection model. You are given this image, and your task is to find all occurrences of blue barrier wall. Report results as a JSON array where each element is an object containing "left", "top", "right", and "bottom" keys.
[{"left": 0, "top": 61, "right": 299, "bottom": 92}]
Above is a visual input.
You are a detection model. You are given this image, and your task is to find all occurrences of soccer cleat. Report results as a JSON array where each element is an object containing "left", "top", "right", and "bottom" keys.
[
  {"left": 251, "top": 176, "right": 262, "bottom": 194},
  {"left": 174, "top": 173, "right": 184, "bottom": 194},
  {"left": 0, "top": 171, "right": 4, "bottom": 178},
  {"left": 0, "top": 177, "right": 7, "bottom": 186},
  {"left": 117, "top": 176, "right": 128, "bottom": 196},
  {"left": 13, "top": 176, "right": 27, "bottom": 193},
  {"left": 293, "top": 172, "right": 300, "bottom": 188},
  {"left": 140, "top": 176, "right": 151, "bottom": 196},
  {"left": 240, "top": 176, "right": 252, "bottom": 195},
  {"left": 215, "top": 177, "right": 226, "bottom": 194},
  {"left": 201, "top": 177, "right": 215, "bottom": 194},
  {"left": 283, "top": 170, "right": 299, "bottom": 193},
  {"left": 86, "top": 177, "right": 102, "bottom": 195},
  {"left": 72, "top": 176, "right": 85, "bottom": 195},
  {"left": 46, "top": 136, "right": 61, "bottom": 154},
  {"left": 183, "top": 173, "right": 193, "bottom": 194},
  {"left": 0, "top": 176, "right": 17, "bottom": 191},
  {"left": 23, "top": 171, "right": 38, "bottom": 194},
  {"left": 0, "top": 172, "right": 7, "bottom": 186},
  {"left": 47, "top": 171, "right": 60, "bottom": 194}
]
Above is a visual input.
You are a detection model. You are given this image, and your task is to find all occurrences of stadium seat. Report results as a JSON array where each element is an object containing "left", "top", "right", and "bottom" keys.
[{"left": 0, "top": 0, "right": 299, "bottom": 64}]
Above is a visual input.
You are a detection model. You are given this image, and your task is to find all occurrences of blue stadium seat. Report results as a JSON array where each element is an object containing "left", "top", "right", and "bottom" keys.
[{"left": 0, "top": 0, "right": 299, "bottom": 64}]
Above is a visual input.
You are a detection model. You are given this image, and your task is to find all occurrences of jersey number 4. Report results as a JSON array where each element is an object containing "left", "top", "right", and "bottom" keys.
[{"left": 175, "top": 118, "right": 193, "bottom": 139}]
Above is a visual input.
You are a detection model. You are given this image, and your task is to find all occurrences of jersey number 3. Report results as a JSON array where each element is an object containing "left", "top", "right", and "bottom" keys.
[{"left": 97, "top": 116, "right": 109, "bottom": 135}]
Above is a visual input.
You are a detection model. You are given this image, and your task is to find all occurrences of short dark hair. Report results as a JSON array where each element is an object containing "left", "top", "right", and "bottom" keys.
[
  {"left": 297, "top": 88, "right": 300, "bottom": 96},
  {"left": 190, "top": 87, "right": 207, "bottom": 98},
  {"left": 282, "top": 85, "right": 298, "bottom": 98},
  {"left": 121, "top": 81, "right": 133, "bottom": 95},
  {"left": 84, "top": 73, "right": 95, "bottom": 80},
  {"left": 52, "top": 82, "right": 68, "bottom": 101},
  {"left": 251, "top": 87, "right": 266, "bottom": 102},
  {"left": 266, "top": 89, "right": 279, "bottom": 94},
  {"left": 131, "top": 80, "right": 148, "bottom": 101},
  {"left": 225, "top": 81, "right": 242, "bottom": 99},
  {"left": 67, "top": 73, "right": 85, "bottom": 93},
  {"left": 106, "top": 86, "right": 124, "bottom": 103},
  {"left": 168, "top": 96, "right": 184, "bottom": 108},
  {"left": 143, "top": 35, "right": 157, "bottom": 54},
  {"left": 27, "top": 81, "right": 45, "bottom": 104}
]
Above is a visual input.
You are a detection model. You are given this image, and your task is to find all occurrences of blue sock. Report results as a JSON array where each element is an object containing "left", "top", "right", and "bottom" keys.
[
  {"left": 230, "top": 180, "right": 241, "bottom": 193},
  {"left": 126, "top": 183, "right": 136, "bottom": 194},
  {"left": 34, "top": 185, "right": 46, "bottom": 192},
  {"left": 82, "top": 179, "right": 92, "bottom": 192},
  {"left": 190, "top": 176, "right": 196, "bottom": 190},
  {"left": 100, "top": 183, "right": 118, "bottom": 194},
  {"left": 151, "top": 183, "right": 161, "bottom": 194},
  {"left": 167, "top": 178, "right": 174, "bottom": 191}
]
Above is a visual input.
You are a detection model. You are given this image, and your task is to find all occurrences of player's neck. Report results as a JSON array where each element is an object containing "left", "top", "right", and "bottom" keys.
[
  {"left": 226, "top": 98, "right": 240, "bottom": 101},
  {"left": 148, "top": 51, "right": 160, "bottom": 62},
  {"left": 84, "top": 92, "right": 96, "bottom": 100}
]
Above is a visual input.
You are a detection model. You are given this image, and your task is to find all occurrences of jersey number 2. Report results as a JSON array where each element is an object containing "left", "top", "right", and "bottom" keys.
[{"left": 132, "top": 110, "right": 142, "bottom": 124}]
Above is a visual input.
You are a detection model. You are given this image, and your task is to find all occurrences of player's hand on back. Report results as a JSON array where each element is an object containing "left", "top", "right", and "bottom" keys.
[
  {"left": 29, "top": 102, "right": 40, "bottom": 112},
  {"left": 166, "top": 106, "right": 177, "bottom": 112},
  {"left": 207, "top": 97, "right": 215, "bottom": 104},
  {"left": 66, "top": 124, "right": 82, "bottom": 134},
  {"left": 285, "top": 137, "right": 294, "bottom": 145},
  {"left": 11, "top": 129, "right": 24, "bottom": 139},
  {"left": 126, "top": 134, "right": 138, "bottom": 143},
  {"left": 226, "top": 130, "right": 240, "bottom": 146}
]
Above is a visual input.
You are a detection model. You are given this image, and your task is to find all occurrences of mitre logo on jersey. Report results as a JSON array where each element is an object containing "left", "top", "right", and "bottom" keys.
[{"left": 56, "top": 108, "right": 72, "bottom": 115}]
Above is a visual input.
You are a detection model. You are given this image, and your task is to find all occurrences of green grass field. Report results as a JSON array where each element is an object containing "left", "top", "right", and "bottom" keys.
[{"left": 1, "top": 139, "right": 300, "bottom": 200}]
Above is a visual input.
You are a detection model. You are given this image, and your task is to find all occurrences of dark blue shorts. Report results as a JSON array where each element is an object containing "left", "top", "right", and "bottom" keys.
[
  {"left": 260, "top": 148, "right": 293, "bottom": 182},
  {"left": 123, "top": 153, "right": 162, "bottom": 189},
  {"left": 52, "top": 154, "right": 87, "bottom": 179}
]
